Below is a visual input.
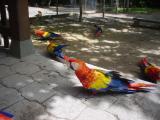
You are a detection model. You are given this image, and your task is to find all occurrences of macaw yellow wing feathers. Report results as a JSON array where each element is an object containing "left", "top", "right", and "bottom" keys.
[{"left": 89, "top": 70, "right": 111, "bottom": 90}]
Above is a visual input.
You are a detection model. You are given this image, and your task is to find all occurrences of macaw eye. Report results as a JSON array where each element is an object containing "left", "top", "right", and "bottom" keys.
[
  {"left": 70, "top": 62, "right": 74, "bottom": 70},
  {"left": 70, "top": 62, "right": 79, "bottom": 70}
]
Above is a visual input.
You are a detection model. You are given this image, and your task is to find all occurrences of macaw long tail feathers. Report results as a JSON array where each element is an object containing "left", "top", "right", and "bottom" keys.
[
  {"left": 129, "top": 82, "right": 155, "bottom": 90},
  {"left": 117, "top": 82, "right": 155, "bottom": 93}
]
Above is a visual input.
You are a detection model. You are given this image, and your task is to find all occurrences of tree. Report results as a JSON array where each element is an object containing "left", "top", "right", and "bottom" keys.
[
  {"left": 115, "top": 0, "right": 119, "bottom": 13},
  {"left": 56, "top": 0, "right": 58, "bottom": 15},
  {"left": 79, "top": 0, "right": 83, "bottom": 22},
  {"left": 102, "top": 0, "right": 105, "bottom": 18},
  {"left": 48, "top": 0, "right": 52, "bottom": 7},
  {"left": 126, "top": 0, "right": 130, "bottom": 12}
]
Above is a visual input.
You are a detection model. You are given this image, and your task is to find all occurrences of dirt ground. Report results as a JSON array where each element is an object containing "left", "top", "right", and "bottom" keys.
[{"left": 31, "top": 16, "right": 160, "bottom": 79}]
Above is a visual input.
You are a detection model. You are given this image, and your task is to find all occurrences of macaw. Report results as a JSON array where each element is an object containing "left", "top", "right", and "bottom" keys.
[
  {"left": 0, "top": 111, "right": 14, "bottom": 120},
  {"left": 66, "top": 58, "right": 155, "bottom": 94},
  {"left": 138, "top": 57, "right": 160, "bottom": 83},
  {"left": 35, "top": 11, "right": 42, "bottom": 17},
  {"left": 34, "top": 29, "right": 61, "bottom": 40},
  {"left": 94, "top": 24, "right": 102, "bottom": 37},
  {"left": 47, "top": 41, "right": 68, "bottom": 58}
]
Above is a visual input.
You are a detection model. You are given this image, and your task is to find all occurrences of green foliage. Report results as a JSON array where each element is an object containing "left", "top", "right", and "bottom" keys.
[{"left": 112, "top": 7, "right": 160, "bottom": 14}]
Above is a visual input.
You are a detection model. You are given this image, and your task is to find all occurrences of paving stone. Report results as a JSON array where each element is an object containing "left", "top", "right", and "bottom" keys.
[
  {"left": 48, "top": 75, "right": 82, "bottom": 97},
  {"left": 22, "top": 54, "right": 72, "bottom": 76},
  {"left": 105, "top": 94, "right": 152, "bottom": 120},
  {"left": 36, "top": 114, "right": 66, "bottom": 120},
  {"left": 31, "top": 70, "right": 65, "bottom": 92},
  {"left": 22, "top": 54, "right": 49, "bottom": 65},
  {"left": 82, "top": 95, "right": 117, "bottom": 111},
  {"left": 6, "top": 100, "right": 45, "bottom": 120},
  {"left": 20, "top": 82, "right": 56, "bottom": 103},
  {"left": 11, "top": 62, "right": 40, "bottom": 75},
  {"left": 1, "top": 74, "right": 34, "bottom": 89},
  {"left": 40, "top": 60, "right": 72, "bottom": 76},
  {"left": 0, "top": 57, "right": 20, "bottom": 66},
  {"left": 0, "top": 84, "right": 23, "bottom": 110},
  {"left": 75, "top": 107, "right": 117, "bottom": 120},
  {"left": 32, "top": 70, "right": 60, "bottom": 83},
  {"left": 134, "top": 92, "right": 160, "bottom": 120},
  {"left": 0, "top": 52, "right": 7, "bottom": 58},
  {"left": 0, "top": 65, "right": 14, "bottom": 79},
  {"left": 44, "top": 93, "right": 86, "bottom": 119},
  {"left": 31, "top": 69, "right": 81, "bottom": 96}
]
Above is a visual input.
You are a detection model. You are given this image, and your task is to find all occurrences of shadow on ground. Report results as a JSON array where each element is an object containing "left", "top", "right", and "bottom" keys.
[{"left": 31, "top": 15, "right": 160, "bottom": 77}]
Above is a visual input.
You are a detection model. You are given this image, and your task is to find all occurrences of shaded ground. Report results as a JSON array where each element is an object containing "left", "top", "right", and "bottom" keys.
[{"left": 30, "top": 15, "right": 160, "bottom": 79}]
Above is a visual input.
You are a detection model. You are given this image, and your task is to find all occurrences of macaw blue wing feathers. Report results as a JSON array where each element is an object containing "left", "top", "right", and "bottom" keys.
[
  {"left": 54, "top": 45, "right": 68, "bottom": 58},
  {"left": 50, "top": 32, "right": 61, "bottom": 38}
]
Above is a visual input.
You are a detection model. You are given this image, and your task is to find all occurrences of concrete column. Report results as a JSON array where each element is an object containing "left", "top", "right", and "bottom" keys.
[{"left": 8, "top": 0, "right": 34, "bottom": 58}]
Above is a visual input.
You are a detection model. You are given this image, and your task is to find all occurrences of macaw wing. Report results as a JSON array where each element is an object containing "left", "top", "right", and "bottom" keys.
[
  {"left": 97, "top": 69, "right": 136, "bottom": 92},
  {"left": 49, "top": 32, "right": 61, "bottom": 38},
  {"left": 87, "top": 69, "right": 111, "bottom": 91},
  {"left": 54, "top": 45, "right": 68, "bottom": 52},
  {"left": 105, "top": 71, "right": 121, "bottom": 79}
]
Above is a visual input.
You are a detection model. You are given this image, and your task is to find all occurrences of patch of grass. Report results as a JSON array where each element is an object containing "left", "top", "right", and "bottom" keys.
[{"left": 111, "top": 7, "right": 160, "bottom": 14}]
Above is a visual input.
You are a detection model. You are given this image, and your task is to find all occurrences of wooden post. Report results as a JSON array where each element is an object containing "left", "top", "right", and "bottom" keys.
[{"left": 8, "top": 0, "right": 34, "bottom": 58}]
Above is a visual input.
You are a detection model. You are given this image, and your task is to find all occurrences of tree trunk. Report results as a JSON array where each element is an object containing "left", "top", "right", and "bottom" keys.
[
  {"left": 126, "top": 0, "right": 129, "bottom": 12},
  {"left": 111, "top": 0, "right": 114, "bottom": 7},
  {"left": 48, "top": 0, "right": 52, "bottom": 7},
  {"left": 79, "top": 0, "right": 83, "bottom": 22},
  {"left": 115, "top": 0, "right": 119, "bottom": 13},
  {"left": 102, "top": 0, "right": 105, "bottom": 18},
  {"left": 123, "top": 0, "right": 126, "bottom": 12},
  {"left": 56, "top": 0, "right": 58, "bottom": 15}
]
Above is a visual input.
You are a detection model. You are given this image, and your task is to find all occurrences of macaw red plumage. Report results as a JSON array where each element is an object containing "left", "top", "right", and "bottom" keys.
[
  {"left": 66, "top": 58, "right": 155, "bottom": 93},
  {"left": 34, "top": 29, "right": 61, "bottom": 40},
  {"left": 94, "top": 25, "right": 102, "bottom": 37},
  {"left": 138, "top": 57, "right": 160, "bottom": 83}
]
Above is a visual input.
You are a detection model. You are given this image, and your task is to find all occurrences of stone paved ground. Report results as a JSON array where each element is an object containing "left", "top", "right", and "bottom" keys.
[{"left": 0, "top": 51, "right": 160, "bottom": 120}]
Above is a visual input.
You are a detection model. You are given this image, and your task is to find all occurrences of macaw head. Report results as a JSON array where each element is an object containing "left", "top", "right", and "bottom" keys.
[
  {"left": 138, "top": 57, "right": 153, "bottom": 71},
  {"left": 34, "top": 28, "right": 45, "bottom": 37},
  {"left": 47, "top": 42, "right": 68, "bottom": 59},
  {"left": 47, "top": 42, "right": 57, "bottom": 54},
  {"left": 67, "top": 58, "right": 87, "bottom": 71}
]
